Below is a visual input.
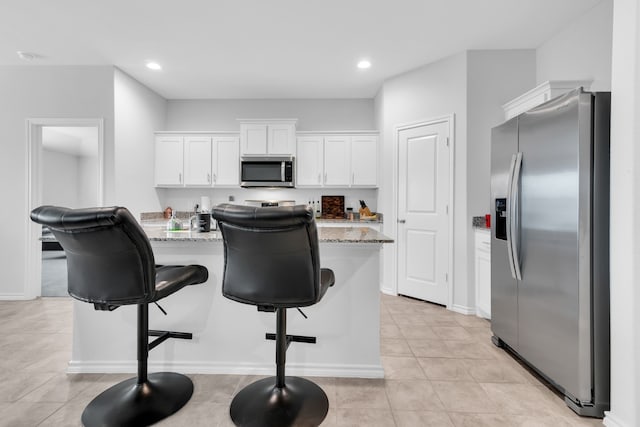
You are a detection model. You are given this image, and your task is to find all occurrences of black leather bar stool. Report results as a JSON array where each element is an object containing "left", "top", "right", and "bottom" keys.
[
  {"left": 213, "top": 203, "right": 335, "bottom": 427},
  {"left": 30, "top": 206, "right": 209, "bottom": 427}
]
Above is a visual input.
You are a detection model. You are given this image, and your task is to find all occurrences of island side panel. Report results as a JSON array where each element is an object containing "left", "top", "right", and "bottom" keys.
[{"left": 68, "top": 240, "right": 383, "bottom": 378}]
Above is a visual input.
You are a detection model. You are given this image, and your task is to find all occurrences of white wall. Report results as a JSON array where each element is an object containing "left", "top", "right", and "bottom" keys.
[
  {"left": 41, "top": 149, "right": 99, "bottom": 209},
  {"left": 41, "top": 149, "right": 80, "bottom": 207},
  {"left": 155, "top": 187, "right": 378, "bottom": 217},
  {"left": 376, "top": 50, "right": 536, "bottom": 311},
  {"left": 114, "top": 68, "right": 168, "bottom": 219},
  {"left": 166, "top": 99, "right": 375, "bottom": 131},
  {"left": 536, "top": 0, "right": 613, "bottom": 91},
  {"left": 466, "top": 49, "right": 536, "bottom": 305},
  {"left": 77, "top": 154, "right": 99, "bottom": 207},
  {"left": 0, "top": 66, "right": 115, "bottom": 298},
  {"left": 376, "top": 52, "right": 469, "bottom": 308},
  {"left": 605, "top": 1, "right": 640, "bottom": 426}
]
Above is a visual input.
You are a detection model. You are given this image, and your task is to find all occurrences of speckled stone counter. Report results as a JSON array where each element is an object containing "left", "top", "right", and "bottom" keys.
[{"left": 143, "top": 226, "right": 393, "bottom": 244}]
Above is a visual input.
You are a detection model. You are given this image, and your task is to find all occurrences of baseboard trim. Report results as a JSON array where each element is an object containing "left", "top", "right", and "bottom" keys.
[
  {"left": 451, "top": 304, "right": 476, "bottom": 315},
  {"left": 67, "top": 360, "right": 385, "bottom": 379},
  {"left": 0, "top": 293, "right": 29, "bottom": 300},
  {"left": 603, "top": 412, "right": 629, "bottom": 427},
  {"left": 380, "top": 287, "right": 396, "bottom": 296}
]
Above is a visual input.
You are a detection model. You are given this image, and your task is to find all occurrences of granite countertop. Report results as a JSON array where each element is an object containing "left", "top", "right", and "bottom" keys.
[
  {"left": 143, "top": 225, "right": 393, "bottom": 244},
  {"left": 316, "top": 217, "right": 383, "bottom": 224},
  {"left": 472, "top": 215, "right": 491, "bottom": 231},
  {"left": 142, "top": 212, "right": 384, "bottom": 224}
]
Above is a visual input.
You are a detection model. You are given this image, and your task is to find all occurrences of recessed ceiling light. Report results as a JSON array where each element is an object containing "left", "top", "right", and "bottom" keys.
[
  {"left": 17, "top": 51, "right": 38, "bottom": 61},
  {"left": 146, "top": 61, "right": 162, "bottom": 71},
  {"left": 357, "top": 60, "right": 371, "bottom": 69}
]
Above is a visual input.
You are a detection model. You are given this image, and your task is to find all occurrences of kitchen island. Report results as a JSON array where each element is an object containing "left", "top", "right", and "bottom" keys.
[{"left": 67, "top": 226, "right": 392, "bottom": 379}]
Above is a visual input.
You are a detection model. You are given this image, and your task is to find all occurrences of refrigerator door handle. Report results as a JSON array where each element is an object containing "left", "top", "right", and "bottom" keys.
[
  {"left": 506, "top": 154, "right": 518, "bottom": 279},
  {"left": 510, "top": 152, "right": 523, "bottom": 280}
]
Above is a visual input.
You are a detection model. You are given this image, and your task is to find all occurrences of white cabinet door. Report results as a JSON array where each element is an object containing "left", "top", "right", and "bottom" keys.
[
  {"left": 475, "top": 229, "right": 492, "bottom": 319},
  {"left": 324, "top": 136, "right": 350, "bottom": 186},
  {"left": 184, "top": 136, "right": 212, "bottom": 186},
  {"left": 155, "top": 136, "right": 184, "bottom": 186},
  {"left": 268, "top": 124, "right": 296, "bottom": 155},
  {"left": 240, "top": 122, "right": 296, "bottom": 156},
  {"left": 296, "top": 136, "right": 324, "bottom": 186},
  {"left": 213, "top": 136, "right": 240, "bottom": 186},
  {"left": 241, "top": 124, "right": 268, "bottom": 155},
  {"left": 351, "top": 136, "right": 378, "bottom": 187}
]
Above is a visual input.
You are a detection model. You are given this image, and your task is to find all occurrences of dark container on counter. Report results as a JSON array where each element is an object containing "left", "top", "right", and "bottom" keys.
[{"left": 197, "top": 213, "right": 211, "bottom": 232}]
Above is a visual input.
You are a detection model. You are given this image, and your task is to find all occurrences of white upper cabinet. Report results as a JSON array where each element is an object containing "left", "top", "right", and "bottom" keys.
[
  {"left": 296, "top": 133, "right": 378, "bottom": 188},
  {"left": 155, "top": 136, "right": 184, "bottom": 186},
  {"left": 296, "top": 136, "right": 324, "bottom": 186},
  {"left": 184, "top": 136, "right": 213, "bottom": 186},
  {"left": 213, "top": 136, "right": 240, "bottom": 186},
  {"left": 350, "top": 135, "right": 378, "bottom": 187},
  {"left": 240, "top": 124, "right": 268, "bottom": 155},
  {"left": 239, "top": 119, "right": 297, "bottom": 156},
  {"left": 155, "top": 134, "right": 240, "bottom": 188},
  {"left": 324, "top": 136, "right": 351, "bottom": 186}
]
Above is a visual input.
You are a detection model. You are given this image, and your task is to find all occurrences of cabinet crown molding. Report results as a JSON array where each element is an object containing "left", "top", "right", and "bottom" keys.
[
  {"left": 502, "top": 80, "right": 592, "bottom": 120},
  {"left": 154, "top": 131, "right": 239, "bottom": 135},
  {"left": 297, "top": 130, "right": 379, "bottom": 135},
  {"left": 237, "top": 118, "right": 298, "bottom": 124}
]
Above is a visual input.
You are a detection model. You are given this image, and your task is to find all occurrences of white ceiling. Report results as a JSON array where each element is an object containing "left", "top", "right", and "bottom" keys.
[{"left": 1, "top": 0, "right": 603, "bottom": 99}]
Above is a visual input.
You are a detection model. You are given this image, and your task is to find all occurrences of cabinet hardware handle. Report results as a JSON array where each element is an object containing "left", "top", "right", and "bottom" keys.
[
  {"left": 213, "top": 173, "right": 217, "bottom": 183},
  {"left": 324, "top": 172, "right": 327, "bottom": 183},
  {"left": 398, "top": 219, "right": 406, "bottom": 224},
  {"left": 318, "top": 173, "right": 321, "bottom": 184},
  {"left": 179, "top": 173, "right": 182, "bottom": 183},
  {"left": 207, "top": 173, "right": 211, "bottom": 183}
]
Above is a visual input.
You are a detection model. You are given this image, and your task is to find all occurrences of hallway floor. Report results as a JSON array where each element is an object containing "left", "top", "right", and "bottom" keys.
[{"left": 0, "top": 295, "right": 603, "bottom": 426}]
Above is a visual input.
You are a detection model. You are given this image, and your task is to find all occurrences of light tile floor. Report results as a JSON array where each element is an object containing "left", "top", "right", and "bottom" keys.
[{"left": 0, "top": 295, "right": 604, "bottom": 426}]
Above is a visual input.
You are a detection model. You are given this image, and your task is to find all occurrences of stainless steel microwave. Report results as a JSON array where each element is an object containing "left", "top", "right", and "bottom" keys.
[{"left": 240, "top": 156, "right": 295, "bottom": 188}]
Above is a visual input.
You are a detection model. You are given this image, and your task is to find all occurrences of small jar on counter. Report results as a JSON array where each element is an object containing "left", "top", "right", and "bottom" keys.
[{"left": 346, "top": 207, "right": 354, "bottom": 221}]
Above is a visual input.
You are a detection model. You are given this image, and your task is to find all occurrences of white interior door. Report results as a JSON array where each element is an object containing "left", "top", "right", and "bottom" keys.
[{"left": 397, "top": 121, "right": 450, "bottom": 304}]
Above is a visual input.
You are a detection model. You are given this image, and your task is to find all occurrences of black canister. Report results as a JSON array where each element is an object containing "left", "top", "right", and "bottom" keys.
[{"left": 197, "top": 213, "right": 211, "bottom": 232}]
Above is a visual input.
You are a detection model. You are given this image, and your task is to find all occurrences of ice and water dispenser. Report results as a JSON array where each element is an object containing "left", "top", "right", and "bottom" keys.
[{"left": 495, "top": 198, "right": 507, "bottom": 240}]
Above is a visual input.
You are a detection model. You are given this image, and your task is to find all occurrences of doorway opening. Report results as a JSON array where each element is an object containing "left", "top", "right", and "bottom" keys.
[{"left": 26, "top": 118, "right": 104, "bottom": 299}]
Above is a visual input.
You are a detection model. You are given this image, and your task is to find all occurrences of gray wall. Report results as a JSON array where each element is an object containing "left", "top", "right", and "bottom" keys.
[
  {"left": 42, "top": 149, "right": 80, "bottom": 208},
  {"left": 376, "top": 52, "right": 469, "bottom": 307},
  {"left": 114, "top": 68, "right": 168, "bottom": 219},
  {"left": 0, "top": 66, "right": 115, "bottom": 297},
  {"left": 376, "top": 49, "right": 536, "bottom": 310},
  {"left": 166, "top": 99, "right": 375, "bottom": 131},
  {"left": 536, "top": 0, "right": 613, "bottom": 91},
  {"left": 466, "top": 49, "right": 537, "bottom": 306}
]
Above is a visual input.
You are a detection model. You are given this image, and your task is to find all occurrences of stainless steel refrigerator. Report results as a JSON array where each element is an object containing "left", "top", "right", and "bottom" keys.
[{"left": 490, "top": 87, "right": 610, "bottom": 417}]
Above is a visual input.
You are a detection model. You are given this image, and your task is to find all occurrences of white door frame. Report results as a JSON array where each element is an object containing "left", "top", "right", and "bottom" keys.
[
  {"left": 392, "top": 115, "right": 455, "bottom": 309},
  {"left": 25, "top": 117, "right": 104, "bottom": 299}
]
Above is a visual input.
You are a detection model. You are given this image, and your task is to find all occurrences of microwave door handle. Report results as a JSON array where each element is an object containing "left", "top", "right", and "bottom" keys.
[
  {"left": 281, "top": 162, "right": 285, "bottom": 182},
  {"left": 506, "top": 153, "right": 518, "bottom": 280}
]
